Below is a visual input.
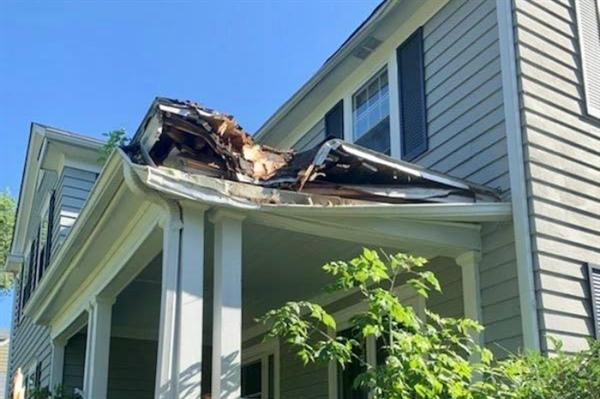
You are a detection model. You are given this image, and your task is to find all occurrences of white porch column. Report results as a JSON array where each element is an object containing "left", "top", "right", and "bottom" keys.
[
  {"left": 177, "top": 203, "right": 207, "bottom": 398},
  {"left": 83, "top": 297, "right": 114, "bottom": 399},
  {"left": 50, "top": 339, "right": 65, "bottom": 389},
  {"left": 210, "top": 211, "right": 244, "bottom": 399},
  {"left": 155, "top": 203, "right": 207, "bottom": 399},
  {"left": 456, "top": 251, "right": 483, "bottom": 360},
  {"left": 155, "top": 208, "right": 183, "bottom": 399}
]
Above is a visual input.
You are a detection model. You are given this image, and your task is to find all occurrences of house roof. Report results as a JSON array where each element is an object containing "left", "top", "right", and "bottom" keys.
[{"left": 126, "top": 97, "right": 499, "bottom": 206}]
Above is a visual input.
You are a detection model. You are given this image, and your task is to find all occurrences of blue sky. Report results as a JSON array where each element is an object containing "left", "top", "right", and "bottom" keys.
[{"left": 0, "top": 1, "right": 380, "bottom": 328}]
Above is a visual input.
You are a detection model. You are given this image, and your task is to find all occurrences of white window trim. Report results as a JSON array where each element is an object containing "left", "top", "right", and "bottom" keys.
[
  {"left": 343, "top": 60, "right": 395, "bottom": 155},
  {"left": 327, "top": 285, "right": 425, "bottom": 399},
  {"left": 242, "top": 338, "right": 280, "bottom": 399}
]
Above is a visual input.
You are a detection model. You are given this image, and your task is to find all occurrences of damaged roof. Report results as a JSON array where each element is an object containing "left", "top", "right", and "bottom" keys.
[{"left": 126, "top": 97, "right": 499, "bottom": 205}]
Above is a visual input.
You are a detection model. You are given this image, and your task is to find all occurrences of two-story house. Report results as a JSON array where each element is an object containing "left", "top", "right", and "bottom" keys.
[{"left": 3, "top": 0, "right": 599, "bottom": 398}]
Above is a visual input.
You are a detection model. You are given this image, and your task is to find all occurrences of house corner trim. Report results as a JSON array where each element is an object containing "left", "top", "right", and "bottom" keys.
[{"left": 496, "top": 0, "right": 540, "bottom": 351}]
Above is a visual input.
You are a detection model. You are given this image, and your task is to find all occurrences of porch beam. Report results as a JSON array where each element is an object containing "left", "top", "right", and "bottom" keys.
[
  {"left": 248, "top": 213, "right": 479, "bottom": 257},
  {"left": 456, "top": 251, "right": 483, "bottom": 361},
  {"left": 83, "top": 296, "right": 114, "bottom": 399},
  {"left": 210, "top": 210, "right": 245, "bottom": 399}
]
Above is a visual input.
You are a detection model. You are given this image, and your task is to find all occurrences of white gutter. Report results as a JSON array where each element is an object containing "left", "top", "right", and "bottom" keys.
[{"left": 496, "top": 0, "right": 540, "bottom": 351}]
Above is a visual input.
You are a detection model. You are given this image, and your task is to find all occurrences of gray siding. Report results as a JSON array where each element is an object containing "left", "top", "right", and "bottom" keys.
[
  {"left": 292, "top": 118, "right": 325, "bottom": 151},
  {"left": 513, "top": 0, "right": 600, "bottom": 352},
  {"left": 8, "top": 166, "right": 98, "bottom": 393},
  {"left": 62, "top": 334, "right": 157, "bottom": 399},
  {"left": 280, "top": 344, "right": 329, "bottom": 399},
  {"left": 7, "top": 280, "right": 53, "bottom": 390},
  {"left": 480, "top": 223, "right": 523, "bottom": 358},
  {"left": 52, "top": 167, "right": 97, "bottom": 255},
  {"left": 418, "top": 0, "right": 509, "bottom": 194}
]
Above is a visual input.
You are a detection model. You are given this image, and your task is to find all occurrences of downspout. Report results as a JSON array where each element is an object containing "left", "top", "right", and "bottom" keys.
[
  {"left": 121, "top": 150, "right": 185, "bottom": 396},
  {"left": 496, "top": 0, "right": 540, "bottom": 351}
]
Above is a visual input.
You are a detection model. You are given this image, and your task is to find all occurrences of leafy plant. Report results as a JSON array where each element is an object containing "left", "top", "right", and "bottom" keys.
[
  {"left": 99, "top": 128, "right": 129, "bottom": 164},
  {"left": 259, "top": 249, "right": 517, "bottom": 399},
  {"left": 500, "top": 338, "right": 600, "bottom": 399},
  {"left": 0, "top": 189, "right": 16, "bottom": 295},
  {"left": 27, "top": 385, "right": 81, "bottom": 399}
]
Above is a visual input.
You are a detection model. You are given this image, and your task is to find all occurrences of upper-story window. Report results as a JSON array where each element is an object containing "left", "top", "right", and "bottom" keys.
[{"left": 352, "top": 68, "right": 391, "bottom": 155}]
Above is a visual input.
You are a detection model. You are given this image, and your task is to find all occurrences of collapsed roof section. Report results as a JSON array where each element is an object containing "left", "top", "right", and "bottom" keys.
[{"left": 125, "top": 97, "right": 499, "bottom": 204}]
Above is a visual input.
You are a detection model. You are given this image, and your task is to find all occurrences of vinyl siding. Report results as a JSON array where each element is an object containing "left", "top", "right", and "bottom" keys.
[
  {"left": 292, "top": 118, "right": 325, "bottom": 151},
  {"left": 417, "top": 0, "right": 509, "bottom": 194},
  {"left": 52, "top": 167, "right": 98, "bottom": 255},
  {"left": 480, "top": 223, "right": 523, "bottom": 358},
  {"left": 7, "top": 306, "right": 52, "bottom": 392},
  {"left": 7, "top": 166, "right": 98, "bottom": 393},
  {"left": 513, "top": 0, "right": 600, "bottom": 352},
  {"left": 62, "top": 334, "right": 157, "bottom": 399}
]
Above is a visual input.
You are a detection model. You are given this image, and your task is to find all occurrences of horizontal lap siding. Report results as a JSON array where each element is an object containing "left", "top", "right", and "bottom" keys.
[
  {"left": 480, "top": 223, "right": 523, "bottom": 358},
  {"left": 52, "top": 167, "right": 97, "bottom": 256},
  {"left": 8, "top": 166, "right": 98, "bottom": 392},
  {"left": 513, "top": 0, "right": 600, "bottom": 352},
  {"left": 418, "top": 0, "right": 510, "bottom": 195},
  {"left": 280, "top": 344, "right": 329, "bottom": 399}
]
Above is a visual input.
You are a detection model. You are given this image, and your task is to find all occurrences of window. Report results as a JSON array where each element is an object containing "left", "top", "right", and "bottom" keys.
[
  {"left": 242, "top": 360, "right": 262, "bottom": 398},
  {"left": 337, "top": 328, "right": 368, "bottom": 399},
  {"left": 352, "top": 68, "right": 391, "bottom": 154},
  {"left": 240, "top": 340, "right": 279, "bottom": 399},
  {"left": 575, "top": 0, "right": 600, "bottom": 119}
]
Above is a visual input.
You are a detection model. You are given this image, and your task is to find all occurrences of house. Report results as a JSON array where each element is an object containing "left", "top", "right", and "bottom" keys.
[
  {"left": 2, "top": 0, "right": 599, "bottom": 398},
  {"left": 0, "top": 330, "right": 8, "bottom": 399}
]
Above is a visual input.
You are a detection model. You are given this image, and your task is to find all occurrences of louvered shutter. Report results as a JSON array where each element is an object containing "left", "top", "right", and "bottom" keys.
[
  {"left": 589, "top": 263, "right": 600, "bottom": 339},
  {"left": 575, "top": 0, "right": 600, "bottom": 119},
  {"left": 397, "top": 28, "right": 427, "bottom": 161},
  {"left": 44, "top": 190, "right": 55, "bottom": 271},
  {"left": 324, "top": 100, "right": 344, "bottom": 139}
]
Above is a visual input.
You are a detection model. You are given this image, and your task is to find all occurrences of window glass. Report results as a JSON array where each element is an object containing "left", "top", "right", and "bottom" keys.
[
  {"left": 337, "top": 328, "right": 368, "bottom": 399},
  {"left": 352, "top": 68, "right": 391, "bottom": 154},
  {"left": 241, "top": 360, "right": 262, "bottom": 398}
]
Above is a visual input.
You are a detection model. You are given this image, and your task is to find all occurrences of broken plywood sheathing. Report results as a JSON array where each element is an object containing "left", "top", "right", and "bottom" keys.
[{"left": 126, "top": 97, "right": 500, "bottom": 205}]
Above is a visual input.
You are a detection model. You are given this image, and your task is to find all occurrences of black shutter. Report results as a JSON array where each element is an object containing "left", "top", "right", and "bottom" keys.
[
  {"left": 589, "top": 263, "right": 600, "bottom": 339},
  {"left": 44, "top": 190, "right": 55, "bottom": 271},
  {"left": 397, "top": 27, "right": 427, "bottom": 161},
  {"left": 324, "top": 100, "right": 344, "bottom": 140}
]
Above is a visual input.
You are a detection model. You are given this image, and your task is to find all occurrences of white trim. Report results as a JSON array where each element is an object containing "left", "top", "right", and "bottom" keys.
[
  {"left": 241, "top": 339, "right": 281, "bottom": 399},
  {"left": 50, "top": 340, "right": 65, "bottom": 389},
  {"left": 388, "top": 50, "right": 401, "bottom": 159},
  {"left": 211, "top": 211, "right": 243, "bottom": 399},
  {"left": 83, "top": 296, "right": 115, "bottom": 399},
  {"left": 456, "top": 251, "right": 483, "bottom": 362},
  {"left": 496, "top": 0, "right": 540, "bottom": 351}
]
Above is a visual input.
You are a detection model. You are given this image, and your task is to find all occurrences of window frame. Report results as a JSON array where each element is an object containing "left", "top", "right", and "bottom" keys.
[
  {"left": 575, "top": 0, "right": 600, "bottom": 120},
  {"left": 327, "top": 285, "right": 425, "bottom": 399},
  {"left": 242, "top": 338, "right": 280, "bottom": 399},
  {"left": 343, "top": 61, "right": 398, "bottom": 155},
  {"left": 351, "top": 67, "right": 392, "bottom": 154}
]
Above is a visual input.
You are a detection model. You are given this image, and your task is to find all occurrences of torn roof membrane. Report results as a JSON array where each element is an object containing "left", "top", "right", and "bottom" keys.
[{"left": 126, "top": 97, "right": 500, "bottom": 204}]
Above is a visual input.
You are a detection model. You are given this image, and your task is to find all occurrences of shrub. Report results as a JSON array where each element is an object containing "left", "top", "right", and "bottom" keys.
[{"left": 259, "top": 248, "right": 600, "bottom": 399}]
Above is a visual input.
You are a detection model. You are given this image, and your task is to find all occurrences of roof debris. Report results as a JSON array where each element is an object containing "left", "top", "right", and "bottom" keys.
[{"left": 126, "top": 98, "right": 499, "bottom": 204}]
